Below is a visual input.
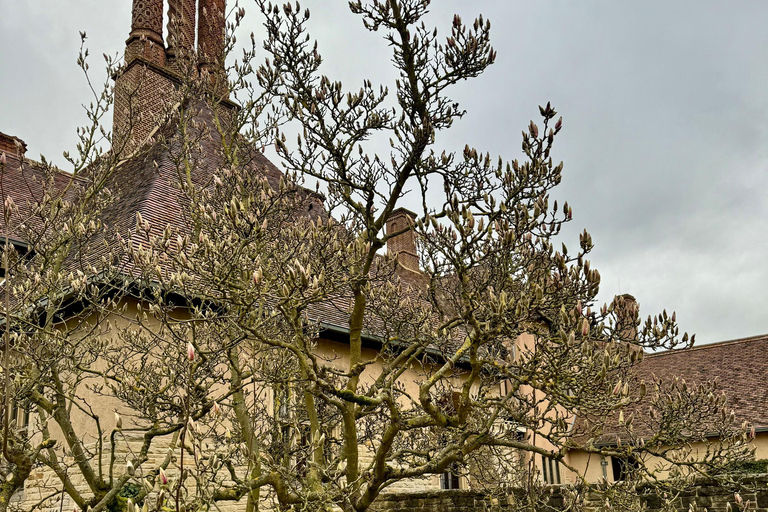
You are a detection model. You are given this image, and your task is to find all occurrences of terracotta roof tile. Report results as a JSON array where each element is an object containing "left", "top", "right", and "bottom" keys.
[{"left": 573, "top": 334, "right": 768, "bottom": 445}]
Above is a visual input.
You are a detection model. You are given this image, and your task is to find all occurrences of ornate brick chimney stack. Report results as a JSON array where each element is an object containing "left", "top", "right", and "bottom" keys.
[
  {"left": 386, "top": 208, "right": 420, "bottom": 274},
  {"left": 125, "top": 0, "right": 165, "bottom": 66},
  {"left": 113, "top": 0, "right": 232, "bottom": 155},
  {"left": 166, "top": 0, "right": 197, "bottom": 65},
  {"left": 113, "top": 0, "right": 177, "bottom": 155},
  {"left": 198, "top": 0, "right": 226, "bottom": 72}
]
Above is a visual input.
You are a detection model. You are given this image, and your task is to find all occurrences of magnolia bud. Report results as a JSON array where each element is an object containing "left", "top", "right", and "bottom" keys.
[
  {"left": 159, "top": 467, "right": 168, "bottom": 485},
  {"left": 114, "top": 412, "right": 122, "bottom": 430},
  {"left": 529, "top": 121, "right": 538, "bottom": 138},
  {"left": 187, "top": 342, "right": 195, "bottom": 361},
  {"left": 126, "top": 460, "right": 135, "bottom": 475}
]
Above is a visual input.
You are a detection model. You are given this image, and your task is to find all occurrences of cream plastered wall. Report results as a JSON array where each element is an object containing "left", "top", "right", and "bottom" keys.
[
  {"left": 20, "top": 302, "right": 585, "bottom": 509},
  {"left": 18, "top": 297, "right": 463, "bottom": 508},
  {"left": 565, "top": 433, "right": 768, "bottom": 484}
]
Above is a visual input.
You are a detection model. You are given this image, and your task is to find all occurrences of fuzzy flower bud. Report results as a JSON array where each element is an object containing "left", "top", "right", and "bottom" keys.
[{"left": 187, "top": 342, "right": 195, "bottom": 361}]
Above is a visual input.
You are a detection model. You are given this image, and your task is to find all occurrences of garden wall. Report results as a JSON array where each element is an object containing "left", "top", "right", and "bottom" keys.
[{"left": 372, "top": 474, "right": 768, "bottom": 512}]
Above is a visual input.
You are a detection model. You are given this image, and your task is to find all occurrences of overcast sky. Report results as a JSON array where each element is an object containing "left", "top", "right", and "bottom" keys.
[{"left": 2, "top": 1, "right": 767, "bottom": 345}]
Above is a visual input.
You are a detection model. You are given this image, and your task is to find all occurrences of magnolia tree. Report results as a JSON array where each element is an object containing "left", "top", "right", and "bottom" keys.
[{"left": 0, "top": 1, "right": 753, "bottom": 512}]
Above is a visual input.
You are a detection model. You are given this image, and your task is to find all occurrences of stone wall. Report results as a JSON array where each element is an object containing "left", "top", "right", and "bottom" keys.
[{"left": 371, "top": 474, "right": 768, "bottom": 512}]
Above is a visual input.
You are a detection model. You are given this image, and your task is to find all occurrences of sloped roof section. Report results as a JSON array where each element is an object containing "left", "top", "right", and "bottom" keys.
[
  {"left": 0, "top": 153, "right": 81, "bottom": 238},
  {"left": 637, "top": 334, "right": 768, "bottom": 429},
  {"left": 573, "top": 334, "right": 768, "bottom": 446}
]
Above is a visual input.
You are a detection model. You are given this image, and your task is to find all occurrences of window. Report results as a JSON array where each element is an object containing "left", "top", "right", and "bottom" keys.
[
  {"left": 270, "top": 383, "right": 315, "bottom": 475},
  {"left": 270, "top": 383, "right": 294, "bottom": 467},
  {"left": 10, "top": 402, "right": 29, "bottom": 431},
  {"left": 295, "top": 424, "right": 311, "bottom": 478},
  {"left": 500, "top": 418, "right": 525, "bottom": 442},
  {"left": 273, "top": 383, "right": 291, "bottom": 423},
  {"left": 440, "top": 469, "right": 461, "bottom": 490},
  {"left": 499, "top": 378, "right": 511, "bottom": 397},
  {"left": 541, "top": 455, "right": 561, "bottom": 485},
  {"left": 611, "top": 455, "right": 639, "bottom": 482}
]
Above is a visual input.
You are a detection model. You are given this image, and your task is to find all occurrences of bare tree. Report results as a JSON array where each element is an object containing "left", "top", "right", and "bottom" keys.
[{"left": 0, "top": 2, "right": 752, "bottom": 512}]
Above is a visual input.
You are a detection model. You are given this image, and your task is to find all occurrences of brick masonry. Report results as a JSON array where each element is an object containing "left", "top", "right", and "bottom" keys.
[
  {"left": 112, "top": 59, "right": 178, "bottom": 155},
  {"left": 371, "top": 475, "right": 768, "bottom": 512}
]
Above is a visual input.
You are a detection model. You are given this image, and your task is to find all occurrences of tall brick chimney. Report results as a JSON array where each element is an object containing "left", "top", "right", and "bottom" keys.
[
  {"left": 113, "top": 0, "right": 231, "bottom": 155},
  {"left": 125, "top": 0, "right": 165, "bottom": 66},
  {"left": 114, "top": 0, "right": 177, "bottom": 155},
  {"left": 198, "top": 0, "right": 226, "bottom": 72},
  {"left": 612, "top": 294, "right": 639, "bottom": 341},
  {"left": 166, "top": 0, "right": 197, "bottom": 64},
  {"left": 386, "top": 208, "right": 419, "bottom": 273}
]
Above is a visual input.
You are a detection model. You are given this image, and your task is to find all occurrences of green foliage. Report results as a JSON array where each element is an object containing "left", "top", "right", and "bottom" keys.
[
  {"left": 106, "top": 483, "right": 142, "bottom": 512},
  {"left": 730, "top": 459, "right": 768, "bottom": 474}
]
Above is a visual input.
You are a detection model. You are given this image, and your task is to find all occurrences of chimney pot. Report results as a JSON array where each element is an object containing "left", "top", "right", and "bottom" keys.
[
  {"left": 126, "top": 0, "right": 165, "bottom": 65},
  {"left": 198, "top": 0, "right": 226, "bottom": 71},
  {"left": 166, "top": 0, "right": 197, "bottom": 64}
]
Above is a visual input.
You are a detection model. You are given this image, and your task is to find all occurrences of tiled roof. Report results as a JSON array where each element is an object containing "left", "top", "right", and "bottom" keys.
[
  {"left": 637, "top": 334, "right": 768, "bottom": 429},
  {"left": 0, "top": 154, "right": 80, "bottom": 237},
  {"left": 573, "top": 334, "right": 768, "bottom": 445},
  {"left": 1, "top": 101, "right": 417, "bottom": 343},
  {"left": 111, "top": 101, "right": 285, "bottom": 253}
]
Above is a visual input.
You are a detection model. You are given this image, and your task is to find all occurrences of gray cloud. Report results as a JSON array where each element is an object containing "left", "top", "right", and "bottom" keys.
[{"left": 1, "top": 1, "right": 767, "bottom": 343}]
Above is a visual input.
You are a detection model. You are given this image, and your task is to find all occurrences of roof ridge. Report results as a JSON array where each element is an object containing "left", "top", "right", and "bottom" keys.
[{"left": 646, "top": 333, "right": 768, "bottom": 358}]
